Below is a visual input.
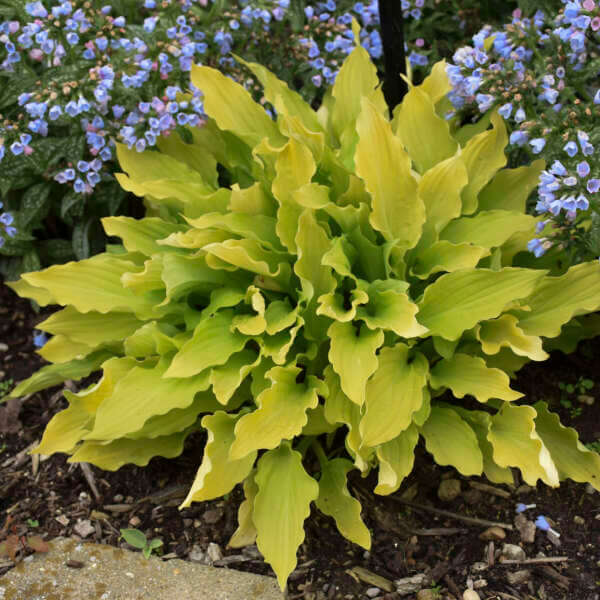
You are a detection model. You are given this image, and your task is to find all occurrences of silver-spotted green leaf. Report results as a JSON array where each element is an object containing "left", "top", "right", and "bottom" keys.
[
  {"left": 534, "top": 402, "right": 600, "bottom": 491},
  {"left": 488, "top": 404, "right": 559, "bottom": 487},
  {"left": 476, "top": 314, "right": 548, "bottom": 361},
  {"left": 355, "top": 98, "right": 425, "bottom": 248},
  {"left": 180, "top": 412, "right": 257, "bottom": 507},
  {"left": 253, "top": 443, "right": 319, "bottom": 589},
  {"left": 360, "top": 344, "right": 428, "bottom": 447},
  {"left": 374, "top": 424, "right": 419, "bottom": 495},
  {"left": 328, "top": 320, "right": 384, "bottom": 406},
  {"left": 420, "top": 406, "right": 483, "bottom": 476},
  {"left": 229, "top": 365, "right": 321, "bottom": 460},
  {"left": 316, "top": 458, "right": 371, "bottom": 549},
  {"left": 416, "top": 268, "right": 546, "bottom": 341},
  {"left": 429, "top": 353, "right": 523, "bottom": 403}
]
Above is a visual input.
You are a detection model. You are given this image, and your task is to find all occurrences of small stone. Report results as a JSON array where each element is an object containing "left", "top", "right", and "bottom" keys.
[
  {"left": 394, "top": 574, "right": 427, "bottom": 596},
  {"left": 399, "top": 483, "right": 418, "bottom": 502},
  {"left": 514, "top": 514, "right": 536, "bottom": 544},
  {"left": 479, "top": 527, "right": 506, "bottom": 541},
  {"left": 206, "top": 542, "right": 223, "bottom": 563},
  {"left": 73, "top": 519, "right": 95, "bottom": 538},
  {"left": 113, "top": 494, "right": 124, "bottom": 502},
  {"left": 182, "top": 518, "right": 193, "bottom": 527},
  {"left": 506, "top": 570, "right": 530, "bottom": 585},
  {"left": 416, "top": 590, "right": 435, "bottom": 600},
  {"left": 473, "top": 579, "right": 487, "bottom": 589},
  {"left": 471, "top": 562, "right": 488, "bottom": 573},
  {"left": 463, "top": 591, "right": 480, "bottom": 600},
  {"left": 55, "top": 515, "right": 69, "bottom": 527},
  {"left": 585, "top": 484, "right": 596, "bottom": 495},
  {"left": 0, "top": 343, "right": 8, "bottom": 352},
  {"left": 573, "top": 515, "right": 584, "bottom": 526},
  {"left": 129, "top": 516, "right": 141, "bottom": 528},
  {"left": 65, "top": 560, "right": 85, "bottom": 569},
  {"left": 366, "top": 588, "right": 381, "bottom": 598},
  {"left": 202, "top": 508, "right": 222, "bottom": 524},
  {"left": 438, "top": 479, "right": 461, "bottom": 502},
  {"left": 500, "top": 544, "right": 526, "bottom": 562},
  {"left": 188, "top": 545, "right": 205, "bottom": 563}
]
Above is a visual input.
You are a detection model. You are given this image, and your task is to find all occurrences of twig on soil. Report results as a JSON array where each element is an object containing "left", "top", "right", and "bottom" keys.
[
  {"left": 498, "top": 556, "right": 570, "bottom": 565},
  {"left": 79, "top": 462, "right": 101, "bottom": 501},
  {"left": 443, "top": 574, "right": 462, "bottom": 599},
  {"left": 410, "top": 527, "right": 467, "bottom": 536},
  {"left": 468, "top": 481, "right": 512, "bottom": 499},
  {"left": 390, "top": 498, "right": 514, "bottom": 530}
]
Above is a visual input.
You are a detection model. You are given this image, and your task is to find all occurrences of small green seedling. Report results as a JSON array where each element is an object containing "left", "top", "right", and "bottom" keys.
[
  {"left": 26, "top": 519, "right": 39, "bottom": 528},
  {"left": 120, "top": 528, "right": 163, "bottom": 559},
  {"left": 558, "top": 376, "right": 594, "bottom": 419},
  {"left": 586, "top": 440, "right": 600, "bottom": 454},
  {"left": 0, "top": 378, "right": 14, "bottom": 400}
]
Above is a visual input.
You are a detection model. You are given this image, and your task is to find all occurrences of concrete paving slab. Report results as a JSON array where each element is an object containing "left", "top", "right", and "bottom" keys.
[{"left": 0, "top": 537, "right": 284, "bottom": 600}]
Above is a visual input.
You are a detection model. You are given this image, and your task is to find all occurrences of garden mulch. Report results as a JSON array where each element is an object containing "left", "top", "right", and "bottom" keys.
[{"left": 1, "top": 278, "right": 599, "bottom": 600}]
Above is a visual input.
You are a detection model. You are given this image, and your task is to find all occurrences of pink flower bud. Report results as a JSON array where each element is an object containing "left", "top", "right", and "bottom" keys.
[
  {"left": 415, "top": 38, "right": 425, "bottom": 47},
  {"left": 151, "top": 61, "right": 158, "bottom": 71},
  {"left": 592, "top": 16, "right": 600, "bottom": 30},
  {"left": 583, "top": 0, "right": 596, "bottom": 10},
  {"left": 29, "top": 49, "right": 43, "bottom": 61},
  {"left": 24, "top": 145, "right": 33, "bottom": 156},
  {"left": 160, "top": 72, "right": 168, "bottom": 80}
]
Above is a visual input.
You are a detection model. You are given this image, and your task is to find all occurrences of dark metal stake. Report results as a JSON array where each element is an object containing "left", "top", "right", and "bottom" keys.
[{"left": 378, "top": 0, "right": 408, "bottom": 113}]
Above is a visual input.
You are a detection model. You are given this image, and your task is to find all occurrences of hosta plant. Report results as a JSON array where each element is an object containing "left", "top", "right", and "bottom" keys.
[{"left": 7, "top": 25, "right": 600, "bottom": 589}]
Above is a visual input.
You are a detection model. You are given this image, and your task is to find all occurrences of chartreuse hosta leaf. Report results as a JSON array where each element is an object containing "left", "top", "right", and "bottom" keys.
[
  {"left": 190, "top": 64, "right": 284, "bottom": 148},
  {"left": 360, "top": 344, "right": 428, "bottom": 448},
  {"left": 228, "top": 471, "right": 259, "bottom": 548},
  {"left": 181, "top": 412, "right": 257, "bottom": 507},
  {"left": 533, "top": 402, "right": 600, "bottom": 491},
  {"left": 355, "top": 98, "right": 425, "bottom": 249},
  {"left": 84, "top": 357, "right": 217, "bottom": 441},
  {"left": 488, "top": 404, "right": 559, "bottom": 487},
  {"left": 416, "top": 268, "right": 546, "bottom": 341},
  {"left": 229, "top": 365, "right": 323, "bottom": 459},
  {"left": 476, "top": 314, "right": 548, "bottom": 361},
  {"left": 514, "top": 261, "right": 600, "bottom": 338},
  {"left": 34, "top": 357, "right": 136, "bottom": 455},
  {"left": 391, "top": 84, "right": 457, "bottom": 173},
  {"left": 459, "top": 111, "right": 507, "bottom": 214},
  {"left": 478, "top": 160, "right": 545, "bottom": 213},
  {"left": 11, "top": 32, "right": 600, "bottom": 591},
  {"left": 375, "top": 424, "right": 419, "bottom": 495},
  {"left": 165, "top": 310, "right": 247, "bottom": 378},
  {"left": 69, "top": 428, "right": 192, "bottom": 471},
  {"left": 328, "top": 321, "right": 383, "bottom": 407},
  {"left": 253, "top": 443, "right": 319, "bottom": 589},
  {"left": 452, "top": 407, "right": 513, "bottom": 485},
  {"left": 429, "top": 353, "right": 523, "bottom": 403},
  {"left": 316, "top": 458, "right": 371, "bottom": 549},
  {"left": 420, "top": 406, "right": 483, "bottom": 476}
]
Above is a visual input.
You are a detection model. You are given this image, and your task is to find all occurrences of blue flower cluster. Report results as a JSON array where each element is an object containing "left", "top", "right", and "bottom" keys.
[
  {"left": 299, "top": 0, "right": 429, "bottom": 88},
  {"left": 446, "top": 1, "right": 600, "bottom": 261},
  {"left": 0, "top": 202, "right": 17, "bottom": 248}
]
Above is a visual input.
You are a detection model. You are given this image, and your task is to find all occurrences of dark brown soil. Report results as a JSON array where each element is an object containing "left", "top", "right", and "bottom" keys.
[{"left": 1, "top": 279, "right": 599, "bottom": 600}]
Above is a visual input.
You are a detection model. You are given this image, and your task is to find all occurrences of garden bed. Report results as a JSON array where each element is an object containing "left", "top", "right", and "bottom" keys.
[{"left": 1, "top": 279, "right": 599, "bottom": 600}]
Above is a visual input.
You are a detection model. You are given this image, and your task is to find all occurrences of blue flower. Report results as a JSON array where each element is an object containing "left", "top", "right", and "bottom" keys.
[
  {"left": 577, "top": 161, "right": 590, "bottom": 178},
  {"left": 25, "top": 1, "right": 48, "bottom": 17},
  {"left": 564, "top": 141, "right": 578, "bottom": 157},
  {"left": 587, "top": 179, "right": 600, "bottom": 193},
  {"left": 550, "top": 160, "right": 568, "bottom": 177},
  {"left": 530, "top": 138, "right": 546, "bottom": 154},
  {"left": 510, "top": 131, "right": 529, "bottom": 146},
  {"left": 514, "top": 107, "right": 526, "bottom": 123},
  {"left": 33, "top": 331, "right": 48, "bottom": 348},
  {"left": 498, "top": 103, "right": 513, "bottom": 119},
  {"left": 0, "top": 213, "right": 14, "bottom": 226}
]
